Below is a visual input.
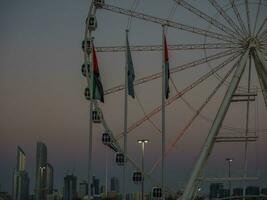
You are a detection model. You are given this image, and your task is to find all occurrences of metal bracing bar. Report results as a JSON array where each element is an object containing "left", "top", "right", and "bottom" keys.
[
  {"left": 173, "top": 0, "right": 239, "bottom": 40},
  {"left": 215, "top": 136, "right": 258, "bottom": 139},
  {"left": 232, "top": 93, "right": 257, "bottom": 97},
  {"left": 256, "top": 18, "right": 267, "bottom": 37},
  {"left": 149, "top": 60, "right": 237, "bottom": 175},
  {"left": 245, "top": 0, "right": 252, "bottom": 35},
  {"left": 100, "top": 3, "right": 236, "bottom": 42},
  {"left": 253, "top": 0, "right": 262, "bottom": 35},
  {"left": 231, "top": 98, "right": 255, "bottom": 102},
  {"left": 115, "top": 52, "right": 242, "bottom": 140},
  {"left": 104, "top": 49, "right": 239, "bottom": 95},
  {"left": 96, "top": 43, "right": 241, "bottom": 52},
  {"left": 229, "top": 0, "right": 248, "bottom": 37},
  {"left": 199, "top": 176, "right": 258, "bottom": 182},
  {"left": 181, "top": 49, "right": 249, "bottom": 200},
  {"left": 208, "top": 0, "right": 244, "bottom": 38}
]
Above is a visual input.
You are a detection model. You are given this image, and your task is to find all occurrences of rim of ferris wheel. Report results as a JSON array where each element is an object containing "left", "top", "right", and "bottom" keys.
[
  {"left": 93, "top": 0, "right": 105, "bottom": 8},
  {"left": 82, "top": 40, "right": 92, "bottom": 53},
  {"left": 92, "top": 108, "right": 102, "bottom": 123},
  {"left": 102, "top": 132, "right": 113, "bottom": 145},
  {"left": 82, "top": 64, "right": 90, "bottom": 77},
  {"left": 152, "top": 187, "right": 162, "bottom": 198},
  {"left": 87, "top": 15, "right": 97, "bottom": 31},
  {"left": 84, "top": 87, "right": 91, "bottom": 101},
  {"left": 132, "top": 171, "right": 143, "bottom": 184},
  {"left": 115, "top": 153, "right": 125, "bottom": 166}
]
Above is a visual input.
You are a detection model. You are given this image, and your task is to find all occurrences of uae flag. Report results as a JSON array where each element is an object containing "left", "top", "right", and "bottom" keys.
[
  {"left": 126, "top": 30, "right": 135, "bottom": 98},
  {"left": 163, "top": 34, "right": 170, "bottom": 99},
  {"left": 92, "top": 45, "right": 104, "bottom": 103}
]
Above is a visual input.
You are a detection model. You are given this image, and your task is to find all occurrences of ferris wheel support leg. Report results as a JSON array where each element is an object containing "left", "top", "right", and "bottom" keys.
[
  {"left": 181, "top": 49, "right": 250, "bottom": 200},
  {"left": 252, "top": 49, "right": 267, "bottom": 107}
]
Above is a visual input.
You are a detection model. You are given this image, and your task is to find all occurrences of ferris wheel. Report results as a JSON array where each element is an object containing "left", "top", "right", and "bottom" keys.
[{"left": 82, "top": 0, "right": 267, "bottom": 199}]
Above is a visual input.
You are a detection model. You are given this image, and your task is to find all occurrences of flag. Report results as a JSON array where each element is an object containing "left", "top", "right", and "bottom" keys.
[
  {"left": 92, "top": 44, "right": 104, "bottom": 103},
  {"left": 126, "top": 30, "right": 135, "bottom": 98},
  {"left": 163, "top": 33, "right": 170, "bottom": 99}
]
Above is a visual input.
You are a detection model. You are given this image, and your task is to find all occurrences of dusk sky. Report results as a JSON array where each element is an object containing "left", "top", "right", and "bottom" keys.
[{"left": 1, "top": 0, "right": 267, "bottom": 195}]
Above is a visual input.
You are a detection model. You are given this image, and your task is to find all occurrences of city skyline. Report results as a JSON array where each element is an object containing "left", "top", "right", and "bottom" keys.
[{"left": 1, "top": 0, "right": 267, "bottom": 198}]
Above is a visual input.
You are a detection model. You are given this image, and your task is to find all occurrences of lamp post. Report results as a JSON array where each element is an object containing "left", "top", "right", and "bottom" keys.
[
  {"left": 226, "top": 158, "right": 233, "bottom": 194},
  {"left": 138, "top": 139, "right": 149, "bottom": 200}
]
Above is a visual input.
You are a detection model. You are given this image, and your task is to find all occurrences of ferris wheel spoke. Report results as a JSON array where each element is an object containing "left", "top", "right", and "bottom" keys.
[
  {"left": 255, "top": 17, "right": 267, "bottom": 37},
  {"left": 149, "top": 59, "right": 238, "bottom": 175},
  {"left": 208, "top": 0, "right": 245, "bottom": 38},
  {"left": 229, "top": 0, "right": 249, "bottom": 36},
  {"left": 245, "top": 0, "right": 252, "bottom": 35},
  {"left": 96, "top": 43, "right": 241, "bottom": 52},
  {"left": 99, "top": 3, "right": 236, "bottom": 42},
  {"left": 104, "top": 48, "right": 240, "bottom": 95},
  {"left": 253, "top": 0, "right": 262, "bottom": 35},
  {"left": 115, "top": 51, "right": 242, "bottom": 140},
  {"left": 174, "top": 0, "right": 240, "bottom": 40}
]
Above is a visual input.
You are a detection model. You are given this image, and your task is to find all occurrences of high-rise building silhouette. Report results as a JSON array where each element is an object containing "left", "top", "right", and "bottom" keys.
[
  {"left": 35, "top": 142, "right": 47, "bottom": 200},
  {"left": 246, "top": 186, "right": 260, "bottom": 195},
  {"left": 12, "top": 146, "right": 30, "bottom": 200},
  {"left": 233, "top": 188, "right": 243, "bottom": 196},
  {"left": 63, "top": 175, "right": 77, "bottom": 200},
  {"left": 46, "top": 163, "right": 54, "bottom": 195},
  {"left": 209, "top": 183, "right": 223, "bottom": 199},
  {"left": 91, "top": 176, "right": 100, "bottom": 196},
  {"left": 110, "top": 177, "right": 119, "bottom": 193},
  {"left": 262, "top": 188, "right": 267, "bottom": 195},
  {"left": 79, "top": 180, "right": 88, "bottom": 199}
]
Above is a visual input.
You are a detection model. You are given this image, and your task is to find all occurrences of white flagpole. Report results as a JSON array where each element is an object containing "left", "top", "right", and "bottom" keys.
[
  {"left": 161, "top": 26, "right": 166, "bottom": 200},
  {"left": 123, "top": 29, "right": 129, "bottom": 200},
  {"left": 88, "top": 39, "right": 94, "bottom": 200}
]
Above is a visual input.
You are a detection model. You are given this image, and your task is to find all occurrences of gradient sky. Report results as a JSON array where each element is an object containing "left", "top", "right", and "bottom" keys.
[{"left": 1, "top": 0, "right": 267, "bottom": 194}]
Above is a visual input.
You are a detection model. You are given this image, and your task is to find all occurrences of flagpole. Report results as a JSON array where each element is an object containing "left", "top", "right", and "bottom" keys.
[
  {"left": 87, "top": 39, "right": 94, "bottom": 200},
  {"left": 161, "top": 25, "right": 166, "bottom": 200},
  {"left": 123, "top": 29, "right": 129, "bottom": 200}
]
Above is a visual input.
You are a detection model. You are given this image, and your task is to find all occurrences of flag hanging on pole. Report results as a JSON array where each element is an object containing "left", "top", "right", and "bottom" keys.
[
  {"left": 163, "top": 33, "right": 170, "bottom": 99},
  {"left": 92, "top": 44, "right": 104, "bottom": 103},
  {"left": 126, "top": 30, "right": 135, "bottom": 98}
]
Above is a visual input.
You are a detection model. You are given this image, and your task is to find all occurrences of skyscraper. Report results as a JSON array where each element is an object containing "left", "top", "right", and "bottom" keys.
[
  {"left": 110, "top": 177, "right": 119, "bottom": 193},
  {"left": 79, "top": 180, "right": 88, "bottom": 199},
  {"left": 91, "top": 176, "right": 100, "bottom": 196},
  {"left": 209, "top": 183, "right": 223, "bottom": 199},
  {"left": 63, "top": 175, "right": 77, "bottom": 200},
  {"left": 12, "top": 146, "right": 30, "bottom": 200},
  {"left": 46, "top": 163, "right": 54, "bottom": 195},
  {"left": 35, "top": 142, "right": 47, "bottom": 200}
]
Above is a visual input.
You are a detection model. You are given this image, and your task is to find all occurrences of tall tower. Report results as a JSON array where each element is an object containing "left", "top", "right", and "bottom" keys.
[
  {"left": 46, "top": 163, "right": 54, "bottom": 195},
  {"left": 63, "top": 175, "right": 77, "bottom": 200},
  {"left": 35, "top": 142, "right": 47, "bottom": 200},
  {"left": 12, "top": 146, "right": 30, "bottom": 200}
]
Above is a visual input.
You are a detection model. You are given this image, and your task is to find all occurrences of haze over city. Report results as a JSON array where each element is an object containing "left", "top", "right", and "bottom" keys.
[{"left": 1, "top": 0, "right": 267, "bottom": 199}]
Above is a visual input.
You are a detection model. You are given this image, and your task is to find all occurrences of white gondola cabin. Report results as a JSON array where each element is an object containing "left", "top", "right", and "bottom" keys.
[
  {"left": 87, "top": 16, "right": 97, "bottom": 31},
  {"left": 152, "top": 187, "right": 162, "bottom": 198},
  {"left": 93, "top": 0, "right": 105, "bottom": 7},
  {"left": 84, "top": 87, "right": 90, "bottom": 100},
  {"left": 92, "top": 108, "right": 102, "bottom": 123},
  {"left": 102, "top": 132, "right": 112, "bottom": 145},
  {"left": 115, "top": 153, "right": 125, "bottom": 166},
  {"left": 81, "top": 64, "right": 90, "bottom": 77},
  {"left": 82, "top": 40, "right": 91, "bottom": 52},
  {"left": 132, "top": 171, "right": 142, "bottom": 184}
]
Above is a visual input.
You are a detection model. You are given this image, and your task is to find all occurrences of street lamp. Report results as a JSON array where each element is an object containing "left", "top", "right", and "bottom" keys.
[
  {"left": 226, "top": 158, "right": 233, "bottom": 194},
  {"left": 137, "top": 139, "right": 149, "bottom": 200}
]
